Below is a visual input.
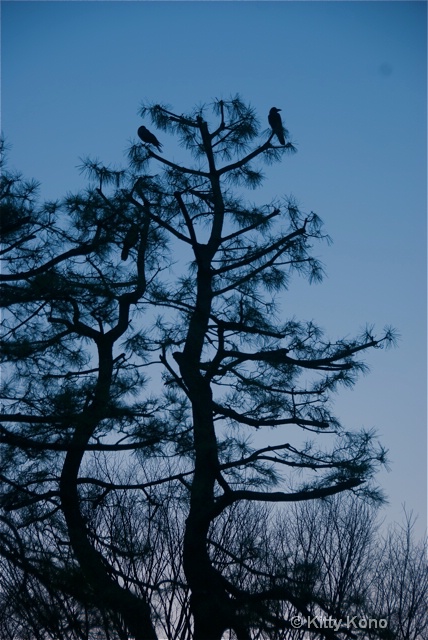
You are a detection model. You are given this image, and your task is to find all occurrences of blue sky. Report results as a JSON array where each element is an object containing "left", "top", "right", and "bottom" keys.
[{"left": 2, "top": 0, "right": 427, "bottom": 535}]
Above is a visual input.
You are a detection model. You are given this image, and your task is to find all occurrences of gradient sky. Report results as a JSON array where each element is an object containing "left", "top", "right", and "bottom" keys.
[{"left": 2, "top": 0, "right": 427, "bottom": 536}]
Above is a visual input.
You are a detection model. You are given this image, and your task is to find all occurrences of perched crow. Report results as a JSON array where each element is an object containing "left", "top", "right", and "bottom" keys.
[
  {"left": 121, "top": 223, "right": 139, "bottom": 261},
  {"left": 268, "top": 107, "right": 285, "bottom": 146},
  {"left": 137, "top": 126, "right": 163, "bottom": 152}
]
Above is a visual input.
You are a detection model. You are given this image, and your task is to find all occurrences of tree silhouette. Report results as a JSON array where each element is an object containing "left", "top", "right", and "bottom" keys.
[
  {"left": 133, "top": 97, "right": 394, "bottom": 638},
  {"left": 0, "top": 137, "right": 161, "bottom": 640},
  {"left": 0, "top": 96, "right": 397, "bottom": 639}
]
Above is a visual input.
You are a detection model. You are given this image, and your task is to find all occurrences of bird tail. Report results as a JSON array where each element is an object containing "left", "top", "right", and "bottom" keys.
[{"left": 277, "top": 131, "right": 286, "bottom": 146}]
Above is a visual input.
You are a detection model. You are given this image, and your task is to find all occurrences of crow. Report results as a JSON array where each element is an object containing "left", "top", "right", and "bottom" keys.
[
  {"left": 268, "top": 107, "right": 285, "bottom": 146},
  {"left": 121, "top": 223, "right": 139, "bottom": 261},
  {"left": 137, "top": 126, "right": 163, "bottom": 152}
]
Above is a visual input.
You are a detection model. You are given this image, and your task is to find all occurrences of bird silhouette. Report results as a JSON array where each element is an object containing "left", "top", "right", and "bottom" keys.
[
  {"left": 121, "top": 223, "right": 139, "bottom": 261},
  {"left": 268, "top": 107, "right": 285, "bottom": 146},
  {"left": 137, "top": 126, "right": 163, "bottom": 152}
]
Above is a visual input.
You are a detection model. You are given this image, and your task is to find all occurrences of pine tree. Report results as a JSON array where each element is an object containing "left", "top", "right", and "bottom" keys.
[
  {"left": 130, "top": 97, "right": 395, "bottom": 638},
  {"left": 0, "top": 96, "right": 396, "bottom": 640}
]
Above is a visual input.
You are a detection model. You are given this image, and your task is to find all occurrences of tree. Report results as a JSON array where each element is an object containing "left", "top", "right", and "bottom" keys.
[
  {"left": 1, "top": 96, "right": 396, "bottom": 639},
  {"left": 366, "top": 512, "right": 428, "bottom": 640},
  {"left": 0, "top": 136, "right": 163, "bottom": 640},
  {"left": 134, "top": 98, "right": 394, "bottom": 639},
  {"left": 277, "top": 501, "right": 428, "bottom": 640},
  {"left": 2, "top": 488, "right": 426, "bottom": 640}
]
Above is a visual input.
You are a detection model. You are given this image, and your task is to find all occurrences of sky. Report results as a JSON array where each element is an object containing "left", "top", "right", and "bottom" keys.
[{"left": 2, "top": 0, "right": 427, "bottom": 537}]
